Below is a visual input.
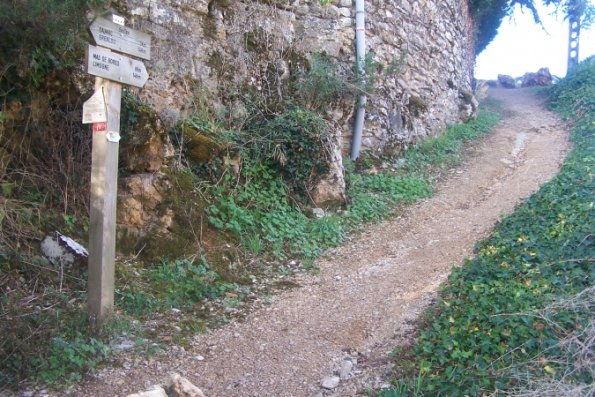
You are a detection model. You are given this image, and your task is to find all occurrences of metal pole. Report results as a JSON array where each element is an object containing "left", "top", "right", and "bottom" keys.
[{"left": 351, "top": 0, "right": 366, "bottom": 161}]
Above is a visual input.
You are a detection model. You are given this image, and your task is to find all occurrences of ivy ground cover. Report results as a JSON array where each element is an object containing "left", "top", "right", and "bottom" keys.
[{"left": 382, "top": 58, "right": 595, "bottom": 396}]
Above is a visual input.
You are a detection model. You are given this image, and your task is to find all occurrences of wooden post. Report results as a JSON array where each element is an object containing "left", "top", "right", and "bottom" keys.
[
  {"left": 87, "top": 77, "right": 122, "bottom": 328},
  {"left": 84, "top": 13, "right": 150, "bottom": 328}
]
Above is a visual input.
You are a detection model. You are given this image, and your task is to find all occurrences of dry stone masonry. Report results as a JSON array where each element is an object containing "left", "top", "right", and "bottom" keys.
[
  {"left": 117, "top": 0, "right": 476, "bottom": 154},
  {"left": 113, "top": 0, "right": 477, "bottom": 238}
]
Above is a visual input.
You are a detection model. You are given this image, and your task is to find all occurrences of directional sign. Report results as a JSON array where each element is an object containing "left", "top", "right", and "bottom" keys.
[
  {"left": 86, "top": 45, "right": 149, "bottom": 88},
  {"left": 89, "top": 16, "right": 151, "bottom": 60}
]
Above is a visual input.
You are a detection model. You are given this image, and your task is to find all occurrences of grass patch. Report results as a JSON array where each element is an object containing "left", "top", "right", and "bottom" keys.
[
  {"left": 116, "top": 257, "right": 237, "bottom": 317},
  {"left": 402, "top": 110, "right": 499, "bottom": 173},
  {"left": 380, "top": 58, "right": 594, "bottom": 397},
  {"left": 206, "top": 160, "right": 344, "bottom": 260},
  {"left": 343, "top": 110, "right": 498, "bottom": 229},
  {"left": 0, "top": 283, "right": 114, "bottom": 387}
]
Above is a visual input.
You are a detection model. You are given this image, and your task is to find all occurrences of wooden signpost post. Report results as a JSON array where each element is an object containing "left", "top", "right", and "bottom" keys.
[{"left": 83, "top": 14, "right": 151, "bottom": 328}]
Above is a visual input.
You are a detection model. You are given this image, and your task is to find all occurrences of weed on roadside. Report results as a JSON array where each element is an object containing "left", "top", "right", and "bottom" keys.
[{"left": 116, "top": 257, "right": 237, "bottom": 316}]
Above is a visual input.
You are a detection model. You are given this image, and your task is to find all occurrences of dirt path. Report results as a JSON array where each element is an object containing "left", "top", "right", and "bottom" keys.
[{"left": 77, "top": 88, "right": 569, "bottom": 397}]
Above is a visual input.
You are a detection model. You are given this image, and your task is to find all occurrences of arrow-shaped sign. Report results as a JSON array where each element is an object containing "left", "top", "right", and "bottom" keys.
[
  {"left": 89, "top": 16, "right": 151, "bottom": 60},
  {"left": 86, "top": 45, "right": 149, "bottom": 88}
]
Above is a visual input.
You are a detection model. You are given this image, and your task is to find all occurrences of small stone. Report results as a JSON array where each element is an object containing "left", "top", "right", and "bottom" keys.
[
  {"left": 312, "top": 208, "right": 326, "bottom": 218},
  {"left": 41, "top": 232, "right": 88, "bottom": 271},
  {"left": 126, "top": 387, "right": 168, "bottom": 397},
  {"left": 339, "top": 359, "right": 353, "bottom": 379},
  {"left": 394, "top": 158, "right": 406, "bottom": 168},
  {"left": 110, "top": 338, "right": 136, "bottom": 352},
  {"left": 194, "top": 355, "right": 205, "bottom": 361},
  {"left": 321, "top": 376, "right": 340, "bottom": 389},
  {"left": 22, "top": 392, "right": 34, "bottom": 397},
  {"left": 167, "top": 373, "right": 206, "bottom": 397}
]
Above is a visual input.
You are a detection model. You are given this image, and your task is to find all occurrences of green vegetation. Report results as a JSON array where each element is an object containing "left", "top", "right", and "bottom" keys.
[
  {"left": 241, "top": 106, "right": 334, "bottom": 196},
  {"left": 116, "top": 258, "right": 237, "bottom": 316},
  {"left": 381, "top": 57, "right": 594, "bottom": 396},
  {"left": 0, "top": 0, "right": 106, "bottom": 100},
  {"left": 206, "top": 159, "right": 346, "bottom": 261},
  {"left": 0, "top": 255, "right": 236, "bottom": 387},
  {"left": 1, "top": 282, "right": 112, "bottom": 386},
  {"left": 296, "top": 52, "right": 348, "bottom": 111},
  {"left": 206, "top": 110, "right": 499, "bottom": 261},
  {"left": 295, "top": 51, "right": 379, "bottom": 111}
]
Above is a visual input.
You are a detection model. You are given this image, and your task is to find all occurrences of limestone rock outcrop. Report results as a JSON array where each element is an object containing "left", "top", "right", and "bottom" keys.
[{"left": 120, "top": 103, "right": 174, "bottom": 173}]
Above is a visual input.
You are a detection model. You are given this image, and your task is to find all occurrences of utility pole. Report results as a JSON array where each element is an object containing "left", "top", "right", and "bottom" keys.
[{"left": 567, "top": 0, "right": 581, "bottom": 74}]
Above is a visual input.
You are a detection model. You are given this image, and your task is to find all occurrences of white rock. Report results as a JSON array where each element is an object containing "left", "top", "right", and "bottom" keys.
[
  {"left": 321, "top": 375, "right": 340, "bottom": 389},
  {"left": 126, "top": 386, "right": 168, "bottom": 397},
  {"left": 41, "top": 231, "right": 88, "bottom": 269},
  {"left": 312, "top": 208, "right": 326, "bottom": 218},
  {"left": 339, "top": 359, "right": 353, "bottom": 379},
  {"left": 168, "top": 373, "right": 207, "bottom": 397}
]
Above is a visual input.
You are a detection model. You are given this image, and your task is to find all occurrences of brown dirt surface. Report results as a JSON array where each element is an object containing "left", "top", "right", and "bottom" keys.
[{"left": 70, "top": 88, "right": 569, "bottom": 397}]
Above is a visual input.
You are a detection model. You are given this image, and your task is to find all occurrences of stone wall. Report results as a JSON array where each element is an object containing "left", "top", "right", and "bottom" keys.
[
  {"left": 112, "top": 0, "right": 476, "bottom": 239},
  {"left": 115, "top": 0, "right": 476, "bottom": 155}
]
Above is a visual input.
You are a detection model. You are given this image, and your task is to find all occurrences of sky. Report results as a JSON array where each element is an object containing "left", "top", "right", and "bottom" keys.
[{"left": 475, "top": 2, "right": 595, "bottom": 80}]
